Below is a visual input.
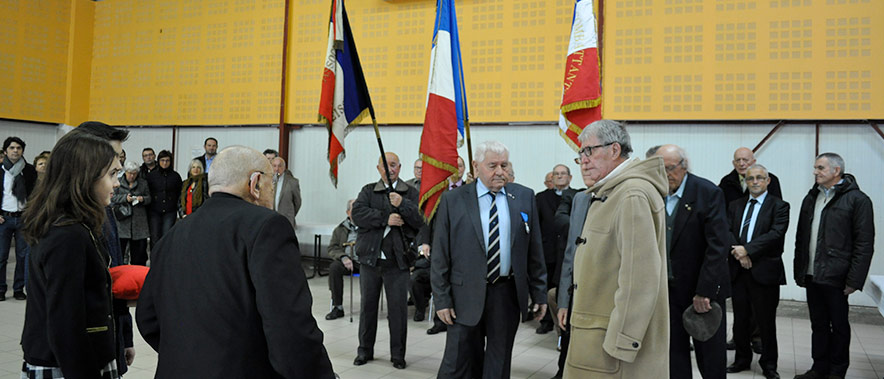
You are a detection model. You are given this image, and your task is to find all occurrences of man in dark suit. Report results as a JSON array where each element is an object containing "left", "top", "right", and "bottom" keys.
[
  {"left": 534, "top": 164, "right": 575, "bottom": 334},
  {"left": 195, "top": 137, "right": 218, "bottom": 173},
  {"left": 719, "top": 147, "right": 780, "bottom": 354},
  {"left": 653, "top": 144, "right": 731, "bottom": 379},
  {"left": 725, "top": 164, "right": 790, "bottom": 379},
  {"left": 136, "top": 146, "right": 335, "bottom": 378},
  {"left": 718, "top": 147, "right": 782, "bottom": 205},
  {"left": 431, "top": 140, "right": 548, "bottom": 379},
  {"left": 351, "top": 152, "right": 423, "bottom": 370},
  {"left": 271, "top": 157, "right": 302, "bottom": 231}
]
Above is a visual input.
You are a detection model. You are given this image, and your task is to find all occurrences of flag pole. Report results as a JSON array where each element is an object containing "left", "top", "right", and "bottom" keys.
[
  {"left": 371, "top": 115, "right": 394, "bottom": 188},
  {"left": 464, "top": 119, "right": 474, "bottom": 179}
]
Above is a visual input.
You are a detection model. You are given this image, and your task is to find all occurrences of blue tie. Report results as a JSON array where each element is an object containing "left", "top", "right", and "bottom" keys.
[
  {"left": 740, "top": 199, "right": 757, "bottom": 244},
  {"left": 487, "top": 192, "right": 501, "bottom": 283}
]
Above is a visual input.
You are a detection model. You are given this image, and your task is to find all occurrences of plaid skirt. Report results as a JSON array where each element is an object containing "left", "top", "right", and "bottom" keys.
[{"left": 22, "top": 359, "right": 118, "bottom": 379}]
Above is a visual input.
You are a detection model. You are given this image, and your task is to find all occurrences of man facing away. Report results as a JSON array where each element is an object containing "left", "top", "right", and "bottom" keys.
[
  {"left": 136, "top": 146, "right": 335, "bottom": 378},
  {"left": 725, "top": 164, "right": 790, "bottom": 379},
  {"left": 793, "top": 153, "right": 874, "bottom": 379},
  {"left": 431, "top": 140, "right": 548, "bottom": 379},
  {"left": 271, "top": 157, "right": 302, "bottom": 232},
  {"left": 562, "top": 120, "right": 670, "bottom": 378},
  {"left": 351, "top": 152, "right": 423, "bottom": 370}
]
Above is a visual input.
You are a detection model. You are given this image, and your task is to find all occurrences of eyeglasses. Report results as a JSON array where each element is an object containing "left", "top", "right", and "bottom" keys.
[
  {"left": 664, "top": 159, "right": 685, "bottom": 173},
  {"left": 573, "top": 142, "right": 614, "bottom": 164}
]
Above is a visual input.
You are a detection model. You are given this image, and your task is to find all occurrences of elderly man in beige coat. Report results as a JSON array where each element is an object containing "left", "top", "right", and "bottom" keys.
[{"left": 564, "top": 120, "right": 670, "bottom": 378}]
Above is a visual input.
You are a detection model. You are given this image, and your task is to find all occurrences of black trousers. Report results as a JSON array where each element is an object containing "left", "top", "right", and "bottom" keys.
[
  {"left": 438, "top": 278, "right": 520, "bottom": 379},
  {"left": 328, "top": 259, "right": 359, "bottom": 306},
  {"left": 120, "top": 238, "right": 148, "bottom": 266},
  {"left": 806, "top": 277, "right": 850, "bottom": 377},
  {"left": 732, "top": 271, "right": 780, "bottom": 370},
  {"left": 669, "top": 285, "right": 727, "bottom": 379},
  {"left": 357, "top": 259, "right": 409, "bottom": 360}
]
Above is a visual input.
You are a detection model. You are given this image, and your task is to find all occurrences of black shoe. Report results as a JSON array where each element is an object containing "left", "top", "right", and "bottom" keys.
[
  {"left": 726, "top": 362, "right": 750, "bottom": 373},
  {"left": 751, "top": 339, "right": 763, "bottom": 354},
  {"left": 413, "top": 310, "right": 425, "bottom": 322},
  {"left": 325, "top": 308, "right": 344, "bottom": 320},
  {"left": 0, "top": 293, "right": 5, "bottom": 301},
  {"left": 353, "top": 355, "right": 373, "bottom": 366},
  {"left": 391, "top": 358, "right": 406, "bottom": 369},
  {"left": 13, "top": 291, "right": 26, "bottom": 300},
  {"left": 427, "top": 324, "right": 448, "bottom": 335},
  {"left": 536, "top": 322, "right": 554, "bottom": 334},
  {"left": 794, "top": 370, "right": 825, "bottom": 379},
  {"left": 762, "top": 369, "right": 780, "bottom": 379},
  {"left": 726, "top": 338, "right": 736, "bottom": 350}
]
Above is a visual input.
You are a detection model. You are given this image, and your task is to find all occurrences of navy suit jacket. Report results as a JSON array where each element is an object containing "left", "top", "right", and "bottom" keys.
[
  {"left": 431, "top": 181, "right": 548, "bottom": 326},
  {"left": 726, "top": 194, "right": 790, "bottom": 286},
  {"left": 668, "top": 173, "right": 732, "bottom": 301}
]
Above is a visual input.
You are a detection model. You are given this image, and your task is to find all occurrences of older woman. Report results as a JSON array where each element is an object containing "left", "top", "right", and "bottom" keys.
[
  {"left": 112, "top": 161, "right": 151, "bottom": 266},
  {"left": 21, "top": 132, "right": 122, "bottom": 377},
  {"left": 179, "top": 158, "right": 209, "bottom": 217}
]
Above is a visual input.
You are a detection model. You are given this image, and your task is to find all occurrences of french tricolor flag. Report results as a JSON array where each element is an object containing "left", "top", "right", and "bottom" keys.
[
  {"left": 318, "top": 0, "right": 373, "bottom": 187},
  {"left": 559, "top": 0, "right": 602, "bottom": 150},
  {"left": 418, "top": 0, "right": 468, "bottom": 220}
]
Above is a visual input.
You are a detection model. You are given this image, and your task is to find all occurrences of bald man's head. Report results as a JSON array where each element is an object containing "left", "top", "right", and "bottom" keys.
[
  {"left": 376, "top": 152, "right": 401, "bottom": 184},
  {"left": 271, "top": 157, "right": 287, "bottom": 175},
  {"left": 209, "top": 146, "right": 274, "bottom": 208},
  {"left": 732, "top": 147, "right": 756, "bottom": 175}
]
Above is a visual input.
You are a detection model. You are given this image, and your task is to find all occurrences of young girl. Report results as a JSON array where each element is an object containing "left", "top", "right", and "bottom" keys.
[{"left": 21, "top": 132, "right": 122, "bottom": 378}]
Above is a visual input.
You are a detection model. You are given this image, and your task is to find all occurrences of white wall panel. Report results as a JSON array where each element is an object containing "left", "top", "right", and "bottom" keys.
[
  {"left": 290, "top": 122, "right": 884, "bottom": 306},
  {"left": 0, "top": 120, "right": 59, "bottom": 161}
]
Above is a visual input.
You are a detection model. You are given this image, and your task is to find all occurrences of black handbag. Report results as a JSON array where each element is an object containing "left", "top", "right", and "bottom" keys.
[{"left": 113, "top": 203, "right": 132, "bottom": 220}]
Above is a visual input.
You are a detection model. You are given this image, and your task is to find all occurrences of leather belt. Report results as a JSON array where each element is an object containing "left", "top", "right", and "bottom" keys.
[
  {"left": 488, "top": 275, "right": 512, "bottom": 284},
  {"left": 1, "top": 211, "right": 23, "bottom": 218}
]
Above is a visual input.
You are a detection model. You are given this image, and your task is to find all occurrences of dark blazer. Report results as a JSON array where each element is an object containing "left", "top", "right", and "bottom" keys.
[
  {"left": 718, "top": 169, "right": 782, "bottom": 205},
  {"left": 136, "top": 193, "right": 334, "bottom": 378},
  {"left": 556, "top": 190, "right": 591, "bottom": 307},
  {"left": 195, "top": 154, "right": 215, "bottom": 173},
  {"left": 431, "top": 182, "right": 548, "bottom": 326},
  {"left": 669, "top": 173, "right": 732, "bottom": 300},
  {"left": 726, "top": 194, "right": 790, "bottom": 286},
  {"left": 535, "top": 187, "right": 575, "bottom": 267},
  {"left": 146, "top": 167, "right": 182, "bottom": 215},
  {"left": 22, "top": 223, "right": 116, "bottom": 378}
]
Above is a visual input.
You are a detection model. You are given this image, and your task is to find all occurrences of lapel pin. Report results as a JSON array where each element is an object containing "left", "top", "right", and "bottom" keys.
[{"left": 685, "top": 203, "right": 692, "bottom": 211}]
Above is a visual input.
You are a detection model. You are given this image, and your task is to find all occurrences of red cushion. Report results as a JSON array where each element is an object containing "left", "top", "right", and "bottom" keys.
[{"left": 109, "top": 265, "right": 150, "bottom": 300}]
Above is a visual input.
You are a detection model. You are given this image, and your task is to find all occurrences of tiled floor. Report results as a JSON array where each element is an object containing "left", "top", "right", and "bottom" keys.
[{"left": 1, "top": 260, "right": 884, "bottom": 378}]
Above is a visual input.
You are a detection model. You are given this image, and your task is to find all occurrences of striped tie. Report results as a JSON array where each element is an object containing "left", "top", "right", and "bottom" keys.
[
  {"left": 486, "top": 191, "right": 501, "bottom": 283},
  {"left": 740, "top": 199, "right": 757, "bottom": 244}
]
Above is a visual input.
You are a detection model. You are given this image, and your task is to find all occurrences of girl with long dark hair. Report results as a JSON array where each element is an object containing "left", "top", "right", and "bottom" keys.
[{"left": 20, "top": 132, "right": 122, "bottom": 378}]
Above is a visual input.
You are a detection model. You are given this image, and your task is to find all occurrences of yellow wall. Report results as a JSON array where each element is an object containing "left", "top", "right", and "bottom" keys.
[
  {"left": 602, "top": 0, "right": 884, "bottom": 120},
  {"left": 89, "top": 0, "right": 285, "bottom": 125},
  {"left": 0, "top": 0, "right": 73, "bottom": 124},
  {"left": 285, "top": 0, "right": 576, "bottom": 124},
  {"left": 2, "top": 0, "right": 882, "bottom": 126}
]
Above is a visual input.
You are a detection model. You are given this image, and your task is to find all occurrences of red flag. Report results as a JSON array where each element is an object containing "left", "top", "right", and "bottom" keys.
[
  {"left": 418, "top": 0, "right": 467, "bottom": 221},
  {"left": 559, "top": 0, "right": 602, "bottom": 150}
]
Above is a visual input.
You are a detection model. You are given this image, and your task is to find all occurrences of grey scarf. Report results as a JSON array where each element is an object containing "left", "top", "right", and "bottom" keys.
[{"left": 2, "top": 157, "right": 28, "bottom": 203}]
